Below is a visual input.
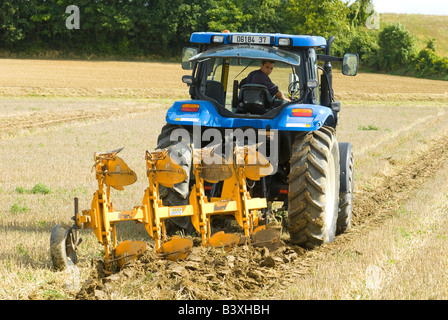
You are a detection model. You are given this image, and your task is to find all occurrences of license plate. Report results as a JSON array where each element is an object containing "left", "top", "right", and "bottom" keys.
[{"left": 232, "top": 35, "right": 270, "bottom": 44}]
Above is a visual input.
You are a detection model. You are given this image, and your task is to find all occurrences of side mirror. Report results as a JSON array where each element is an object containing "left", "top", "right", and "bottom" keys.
[
  {"left": 307, "top": 79, "right": 319, "bottom": 89},
  {"left": 182, "top": 47, "right": 198, "bottom": 70},
  {"left": 182, "top": 75, "right": 193, "bottom": 85},
  {"left": 342, "top": 53, "right": 359, "bottom": 76}
]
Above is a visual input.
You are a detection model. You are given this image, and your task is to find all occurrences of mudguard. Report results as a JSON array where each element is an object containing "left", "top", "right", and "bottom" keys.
[{"left": 166, "top": 100, "right": 334, "bottom": 132}]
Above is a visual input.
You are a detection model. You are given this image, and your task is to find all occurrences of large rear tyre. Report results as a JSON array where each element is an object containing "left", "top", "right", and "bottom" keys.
[
  {"left": 287, "top": 126, "right": 340, "bottom": 248},
  {"left": 156, "top": 123, "right": 196, "bottom": 234},
  {"left": 50, "top": 224, "right": 77, "bottom": 271}
]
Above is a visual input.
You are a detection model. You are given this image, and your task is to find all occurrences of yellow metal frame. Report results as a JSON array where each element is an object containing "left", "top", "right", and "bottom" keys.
[{"left": 75, "top": 146, "right": 269, "bottom": 270}]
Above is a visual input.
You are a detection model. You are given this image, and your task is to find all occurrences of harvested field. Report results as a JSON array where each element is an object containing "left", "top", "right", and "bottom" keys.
[
  {"left": 1, "top": 58, "right": 448, "bottom": 302},
  {"left": 0, "top": 59, "right": 189, "bottom": 100}
]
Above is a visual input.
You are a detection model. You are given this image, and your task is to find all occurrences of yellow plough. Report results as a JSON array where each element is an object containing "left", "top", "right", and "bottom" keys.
[{"left": 50, "top": 146, "right": 280, "bottom": 273}]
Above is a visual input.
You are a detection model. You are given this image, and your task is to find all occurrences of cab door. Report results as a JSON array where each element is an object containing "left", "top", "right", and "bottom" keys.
[{"left": 307, "top": 48, "right": 320, "bottom": 105}]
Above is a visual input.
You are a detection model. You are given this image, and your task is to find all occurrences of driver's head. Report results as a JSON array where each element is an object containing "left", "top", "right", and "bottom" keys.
[{"left": 260, "top": 60, "right": 275, "bottom": 76}]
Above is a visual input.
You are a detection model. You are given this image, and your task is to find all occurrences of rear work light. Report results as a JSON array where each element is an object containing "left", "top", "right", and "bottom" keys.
[
  {"left": 212, "top": 35, "right": 225, "bottom": 43},
  {"left": 278, "top": 37, "right": 291, "bottom": 46},
  {"left": 181, "top": 103, "right": 200, "bottom": 112},
  {"left": 292, "top": 108, "right": 313, "bottom": 117}
]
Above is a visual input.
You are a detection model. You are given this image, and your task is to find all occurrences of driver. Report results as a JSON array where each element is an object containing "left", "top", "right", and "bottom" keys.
[{"left": 239, "top": 60, "right": 290, "bottom": 102}]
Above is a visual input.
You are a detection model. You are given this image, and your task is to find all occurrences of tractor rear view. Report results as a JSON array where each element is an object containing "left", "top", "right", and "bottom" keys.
[{"left": 50, "top": 31, "right": 358, "bottom": 273}]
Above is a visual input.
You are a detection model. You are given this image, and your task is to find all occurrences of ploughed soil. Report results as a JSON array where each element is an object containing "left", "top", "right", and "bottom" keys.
[{"left": 76, "top": 232, "right": 310, "bottom": 300}]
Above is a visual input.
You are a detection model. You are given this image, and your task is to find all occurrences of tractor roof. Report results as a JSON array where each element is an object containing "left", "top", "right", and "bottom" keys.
[
  {"left": 189, "top": 45, "right": 301, "bottom": 66},
  {"left": 190, "top": 32, "right": 327, "bottom": 49}
]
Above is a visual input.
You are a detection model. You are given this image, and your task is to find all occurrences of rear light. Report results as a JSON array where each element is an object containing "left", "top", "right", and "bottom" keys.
[
  {"left": 292, "top": 108, "right": 313, "bottom": 117},
  {"left": 181, "top": 103, "right": 200, "bottom": 112}
]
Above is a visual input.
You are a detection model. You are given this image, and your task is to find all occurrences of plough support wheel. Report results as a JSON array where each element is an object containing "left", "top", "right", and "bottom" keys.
[{"left": 50, "top": 224, "right": 78, "bottom": 271}]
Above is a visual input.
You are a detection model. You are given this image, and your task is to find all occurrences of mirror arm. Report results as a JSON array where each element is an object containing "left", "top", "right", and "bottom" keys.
[{"left": 317, "top": 54, "right": 343, "bottom": 62}]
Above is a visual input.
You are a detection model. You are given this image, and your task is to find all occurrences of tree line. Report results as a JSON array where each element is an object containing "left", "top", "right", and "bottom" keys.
[
  {"left": 0, "top": 0, "right": 446, "bottom": 79},
  {"left": 0, "top": 0, "right": 358, "bottom": 56}
]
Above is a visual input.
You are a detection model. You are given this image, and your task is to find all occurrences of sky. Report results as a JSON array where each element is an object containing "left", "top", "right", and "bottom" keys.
[{"left": 371, "top": 0, "right": 448, "bottom": 15}]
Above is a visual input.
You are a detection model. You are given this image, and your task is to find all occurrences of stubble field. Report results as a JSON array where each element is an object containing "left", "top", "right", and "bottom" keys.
[{"left": 1, "top": 58, "right": 448, "bottom": 300}]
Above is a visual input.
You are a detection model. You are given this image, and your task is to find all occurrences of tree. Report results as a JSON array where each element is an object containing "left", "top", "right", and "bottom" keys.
[
  {"left": 347, "top": 27, "right": 379, "bottom": 65},
  {"left": 414, "top": 39, "right": 448, "bottom": 78},
  {"left": 241, "top": 0, "right": 283, "bottom": 33},
  {"left": 284, "top": 0, "right": 350, "bottom": 39},
  {"left": 206, "top": 0, "right": 252, "bottom": 32},
  {"left": 0, "top": 0, "right": 34, "bottom": 49},
  {"left": 377, "top": 23, "right": 416, "bottom": 71},
  {"left": 348, "top": 0, "right": 374, "bottom": 27}
]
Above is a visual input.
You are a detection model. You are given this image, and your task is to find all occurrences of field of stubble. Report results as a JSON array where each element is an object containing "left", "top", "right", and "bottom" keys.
[{"left": 1, "top": 58, "right": 448, "bottom": 300}]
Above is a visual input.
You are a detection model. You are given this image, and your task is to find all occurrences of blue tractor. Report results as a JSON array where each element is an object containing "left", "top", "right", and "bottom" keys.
[{"left": 157, "top": 32, "right": 358, "bottom": 249}]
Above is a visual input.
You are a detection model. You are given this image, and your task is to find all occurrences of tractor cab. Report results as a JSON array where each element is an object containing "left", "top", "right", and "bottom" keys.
[{"left": 181, "top": 32, "right": 358, "bottom": 120}]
